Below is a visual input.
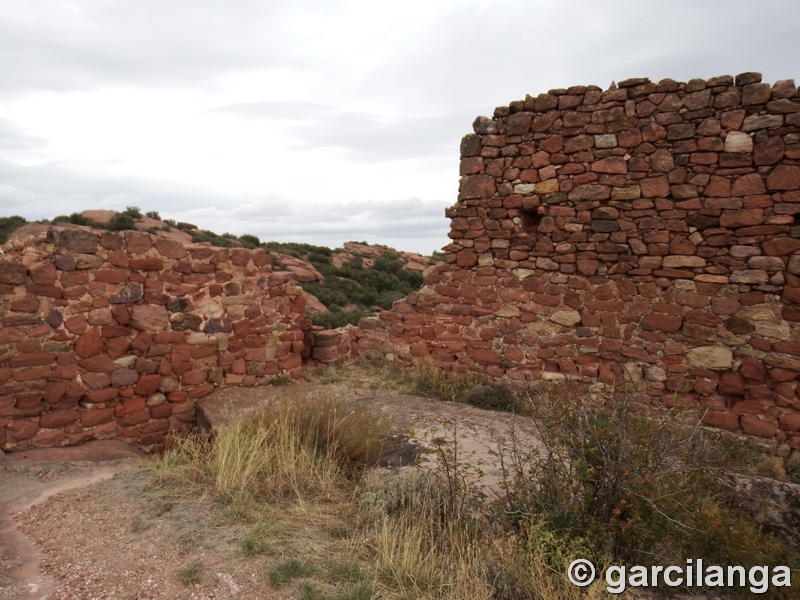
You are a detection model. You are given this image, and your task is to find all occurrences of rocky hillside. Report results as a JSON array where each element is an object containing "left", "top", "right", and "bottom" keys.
[{"left": 0, "top": 208, "right": 440, "bottom": 328}]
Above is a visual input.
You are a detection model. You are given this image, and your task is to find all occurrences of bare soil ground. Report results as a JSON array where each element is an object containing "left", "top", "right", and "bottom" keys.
[{"left": 0, "top": 383, "right": 542, "bottom": 599}]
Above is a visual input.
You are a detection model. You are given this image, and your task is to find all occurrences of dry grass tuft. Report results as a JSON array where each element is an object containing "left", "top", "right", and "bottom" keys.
[{"left": 151, "top": 388, "right": 391, "bottom": 504}]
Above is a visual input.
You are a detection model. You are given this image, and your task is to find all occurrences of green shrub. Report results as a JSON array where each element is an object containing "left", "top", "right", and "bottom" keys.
[
  {"left": 107, "top": 212, "right": 137, "bottom": 231},
  {"left": 53, "top": 212, "right": 92, "bottom": 226},
  {"left": 178, "top": 561, "right": 202, "bottom": 585},
  {"left": 462, "top": 383, "right": 518, "bottom": 412},
  {"left": 123, "top": 205, "right": 142, "bottom": 218},
  {"left": 0, "top": 215, "right": 27, "bottom": 244},
  {"left": 145, "top": 210, "right": 161, "bottom": 219},
  {"left": 241, "top": 522, "right": 272, "bottom": 556},
  {"left": 239, "top": 233, "right": 260, "bottom": 248},
  {"left": 494, "top": 386, "right": 800, "bottom": 594},
  {"left": 270, "top": 560, "right": 314, "bottom": 587},
  {"left": 411, "top": 358, "right": 478, "bottom": 402}
]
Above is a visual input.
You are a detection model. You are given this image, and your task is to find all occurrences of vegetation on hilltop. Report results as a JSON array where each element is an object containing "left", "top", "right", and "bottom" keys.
[{"left": 0, "top": 209, "right": 437, "bottom": 328}]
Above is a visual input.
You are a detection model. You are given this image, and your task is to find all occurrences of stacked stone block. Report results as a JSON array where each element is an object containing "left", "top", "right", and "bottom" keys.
[
  {"left": 348, "top": 73, "right": 800, "bottom": 451},
  {"left": 0, "top": 226, "right": 309, "bottom": 451}
]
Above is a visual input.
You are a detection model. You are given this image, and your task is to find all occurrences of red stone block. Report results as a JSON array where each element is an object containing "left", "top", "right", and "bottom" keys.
[
  {"left": 84, "top": 387, "right": 118, "bottom": 403},
  {"left": 75, "top": 327, "right": 104, "bottom": 358},
  {"left": 188, "top": 383, "right": 214, "bottom": 399},
  {"left": 94, "top": 269, "right": 129, "bottom": 284},
  {"left": 640, "top": 313, "right": 683, "bottom": 333},
  {"left": 740, "top": 415, "right": 778, "bottom": 438},
  {"left": 719, "top": 209, "right": 764, "bottom": 228},
  {"left": 763, "top": 236, "right": 800, "bottom": 255},
  {"left": 767, "top": 165, "right": 800, "bottom": 191},
  {"left": 9, "top": 352, "right": 56, "bottom": 368},
  {"left": 779, "top": 413, "right": 800, "bottom": 431},
  {"left": 39, "top": 409, "right": 79, "bottom": 428},
  {"left": 12, "top": 367, "right": 52, "bottom": 382},
  {"left": 32, "top": 429, "right": 67, "bottom": 447},
  {"left": 702, "top": 410, "right": 739, "bottom": 431}
]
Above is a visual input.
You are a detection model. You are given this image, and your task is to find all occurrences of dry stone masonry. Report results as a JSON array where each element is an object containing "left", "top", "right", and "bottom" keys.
[
  {"left": 0, "top": 227, "right": 309, "bottom": 451},
  {"left": 344, "top": 73, "right": 800, "bottom": 452}
]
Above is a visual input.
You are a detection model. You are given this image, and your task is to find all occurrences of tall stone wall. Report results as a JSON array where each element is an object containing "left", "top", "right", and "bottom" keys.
[
  {"left": 347, "top": 72, "right": 800, "bottom": 451},
  {"left": 0, "top": 226, "right": 309, "bottom": 451}
]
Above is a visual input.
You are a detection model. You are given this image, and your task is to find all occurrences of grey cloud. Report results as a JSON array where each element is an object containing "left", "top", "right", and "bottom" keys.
[
  {"left": 0, "top": 159, "right": 451, "bottom": 254},
  {"left": 0, "top": 0, "right": 326, "bottom": 95},
  {"left": 179, "top": 198, "right": 450, "bottom": 255},
  {"left": 351, "top": 0, "right": 800, "bottom": 113},
  {"left": 0, "top": 119, "right": 48, "bottom": 150},
  {"left": 213, "top": 100, "right": 480, "bottom": 162}
]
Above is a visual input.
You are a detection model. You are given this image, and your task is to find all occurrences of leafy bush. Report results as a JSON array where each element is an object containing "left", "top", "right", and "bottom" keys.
[
  {"left": 53, "top": 212, "right": 92, "bottom": 226},
  {"left": 124, "top": 205, "right": 142, "bottom": 218},
  {"left": 462, "top": 383, "right": 518, "bottom": 412},
  {"left": 189, "top": 229, "right": 235, "bottom": 246},
  {"left": 411, "top": 358, "right": 479, "bottom": 402},
  {"left": 493, "top": 386, "right": 800, "bottom": 594},
  {"left": 239, "top": 233, "right": 260, "bottom": 248},
  {"left": 0, "top": 215, "right": 27, "bottom": 244},
  {"left": 107, "top": 212, "right": 137, "bottom": 231},
  {"left": 145, "top": 210, "right": 161, "bottom": 219}
]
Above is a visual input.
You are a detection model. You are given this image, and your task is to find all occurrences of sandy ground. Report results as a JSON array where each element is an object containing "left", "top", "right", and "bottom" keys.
[{"left": 0, "top": 385, "right": 543, "bottom": 599}]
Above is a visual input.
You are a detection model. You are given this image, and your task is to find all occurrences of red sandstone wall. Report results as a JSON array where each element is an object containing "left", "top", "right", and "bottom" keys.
[
  {"left": 0, "top": 226, "right": 309, "bottom": 451},
  {"left": 345, "top": 72, "right": 800, "bottom": 452}
]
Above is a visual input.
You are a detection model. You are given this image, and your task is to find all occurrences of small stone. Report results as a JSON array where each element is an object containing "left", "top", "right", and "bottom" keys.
[
  {"left": 113, "top": 355, "right": 138, "bottom": 368},
  {"left": 536, "top": 257, "right": 559, "bottom": 270},
  {"left": 171, "top": 313, "right": 202, "bottom": 331},
  {"left": 534, "top": 179, "right": 559, "bottom": 194},
  {"left": 514, "top": 183, "right": 537, "bottom": 195},
  {"left": 754, "top": 323, "right": 790, "bottom": 340},
  {"left": 110, "top": 368, "right": 139, "bottom": 388},
  {"left": 204, "top": 318, "right": 233, "bottom": 333},
  {"left": 53, "top": 254, "right": 77, "bottom": 271},
  {"left": 662, "top": 255, "right": 706, "bottom": 268},
  {"left": 550, "top": 310, "right": 581, "bottom": 327},
  {"left": 611, "top": 185, "right": 641, "bottom": 200},
  {"left": 730, "top": 269, "right": 769, "bottom": 284},
  {"left": 747, "top": 256, "right": 785, "bottom": 271},
  {"left": 723, "top": 131, "right": 753, "bottom": 153},
  {"left": 505, "top": 112, "right": 532, "bottom": 135},
  {"left": 109, "top": 283, "right": 143, "bottom": 304},
  {"left": 594, "top": 134, "right": 617, "bottom": 148},
  {"left": 496, "top": 305, "right": 520, "bottom": 318},
  {"left": 472, "top": 116, "right": 497, "bottom": 135},
  {"left": 686, "top": 346, "right": 733, "bottom": 370},
  {"left": 129, "top": 305, "right": 169, "bottom": 330}
]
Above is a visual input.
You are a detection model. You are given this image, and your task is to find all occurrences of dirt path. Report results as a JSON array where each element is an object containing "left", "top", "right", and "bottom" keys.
[
  {"left": 0, "top": 441, "right": 144, "bottom": 599},
  {"left": 0, "top": 385, "right": 544, "bottom": 599}
]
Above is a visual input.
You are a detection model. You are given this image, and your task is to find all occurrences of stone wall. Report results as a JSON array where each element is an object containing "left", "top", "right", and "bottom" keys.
[
  {"left": 344, "top": 73, "right": 800, "bottom": 452},
  {"left": 0, "top": 226, "right": 309, "bottom": 451}
]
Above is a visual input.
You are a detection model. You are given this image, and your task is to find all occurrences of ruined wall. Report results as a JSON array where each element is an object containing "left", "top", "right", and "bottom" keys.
[
  {"left": 344, "top": 72, "right": 800, "bottom": 451},
  {"left": 0, "top": 226, "right": 309, "bottom": 451}
]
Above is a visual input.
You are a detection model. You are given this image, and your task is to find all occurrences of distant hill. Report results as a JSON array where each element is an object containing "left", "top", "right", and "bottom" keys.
[{"left": 0, "top": 208, "right": 443, "bottom": 328}]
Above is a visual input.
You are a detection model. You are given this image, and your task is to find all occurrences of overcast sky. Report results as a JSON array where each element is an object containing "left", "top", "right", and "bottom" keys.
[{"left": 1, "top": 0, "right": 798, "bottom": 254}]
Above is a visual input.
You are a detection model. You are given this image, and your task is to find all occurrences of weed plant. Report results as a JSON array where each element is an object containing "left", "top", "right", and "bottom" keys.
[
  {"left": 152, "top": 388, "right": 390, "bottom": 503},
  {"left": 0, "top": 215, "right": 27, "bottom": 243},
  {"left": 491, "top": 383, "right": 800, "bottom": 596}
]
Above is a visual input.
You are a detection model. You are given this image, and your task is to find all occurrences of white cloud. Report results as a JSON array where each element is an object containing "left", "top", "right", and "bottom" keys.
[{"left": 0, "top": 0, "right": 798, "bottom": 255}]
